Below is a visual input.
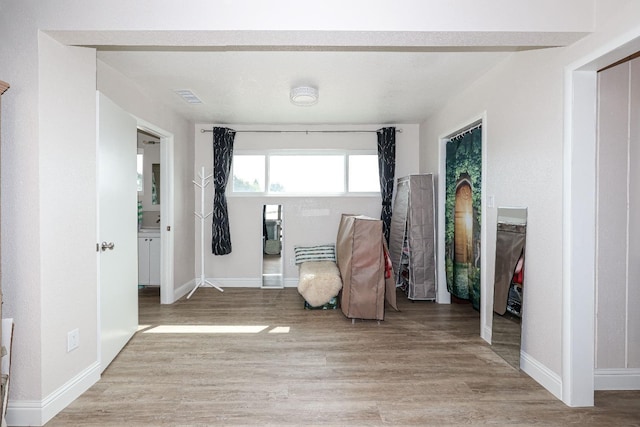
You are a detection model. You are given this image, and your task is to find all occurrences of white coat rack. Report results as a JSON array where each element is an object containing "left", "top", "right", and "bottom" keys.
[{"left": 187, "top": 166, "right": 224, "bottom": 299}]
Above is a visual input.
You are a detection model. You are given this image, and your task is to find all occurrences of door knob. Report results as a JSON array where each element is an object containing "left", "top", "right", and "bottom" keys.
[{"left": 101, "top": 241, "right": 115, "bottom": 251}]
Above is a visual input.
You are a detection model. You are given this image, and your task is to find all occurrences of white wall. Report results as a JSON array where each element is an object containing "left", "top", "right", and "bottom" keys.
[
  {"left": 31, "top": 0, "right": 594, "bottom": 40},
  {"left": 419, "top": 0, "right": 640, "bottom": 402},
  {"left": 423, "top": 48, "right": 566, "bottom": 372},
  {"left": 0, "top": 7, "right": 43, "bottom": 408},
  {"left": 39, "top": 34, "right": 101, "bottom": 401},
  {"left": 194, "top": 124, "right": 419, "bottom": 285},
  {"left": 0, "top": 8, "right": 196, "bottom": 424},
  {"left": 595, "top": 58, "right": 640, "bottom": 375}
]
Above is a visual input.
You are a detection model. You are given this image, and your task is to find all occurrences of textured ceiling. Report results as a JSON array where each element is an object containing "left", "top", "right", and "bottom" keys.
[
  {"left": 47, "top": 1, "right": 592, "bottom": 126},
  {"left": 85, "top": 20, "right": 590, "bottom": 126},
  {"left": 98, "top": 48, "right": 512, "bottom": 125}
]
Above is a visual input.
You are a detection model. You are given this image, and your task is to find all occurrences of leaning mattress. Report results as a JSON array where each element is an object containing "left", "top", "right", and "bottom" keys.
[{"left": 297, "top": 261, "right": 342, "bottom": 307}]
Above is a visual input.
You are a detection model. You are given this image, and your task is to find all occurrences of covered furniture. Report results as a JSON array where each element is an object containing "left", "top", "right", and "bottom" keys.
[
  {"left": 336, "top": 215, "right": 397, "bottom": 321},
  {"left": 388, "top": 174, "right": 437, "bottom": 300}
]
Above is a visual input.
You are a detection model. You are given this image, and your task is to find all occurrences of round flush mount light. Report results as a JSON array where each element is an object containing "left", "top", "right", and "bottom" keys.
[{"left": 290, "top": 86, "right": 318, "bottom": 106}]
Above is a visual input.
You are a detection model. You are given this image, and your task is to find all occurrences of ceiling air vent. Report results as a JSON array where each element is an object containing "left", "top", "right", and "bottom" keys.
[{"left": 174, "top": 89, "right": 202, "bottom": 104}]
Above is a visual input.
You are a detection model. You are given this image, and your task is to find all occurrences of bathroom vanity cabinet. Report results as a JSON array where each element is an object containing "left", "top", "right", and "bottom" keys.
[{"left": 138, "top": 231, "right": 161, "bottom": 286}]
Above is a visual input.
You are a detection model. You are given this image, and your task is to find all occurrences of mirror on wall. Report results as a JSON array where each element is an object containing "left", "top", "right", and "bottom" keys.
[
  {"left": 491, "top": 207, "right": 527, "bottom": 369},
  {"left": 152, "top": 163, "right": 161, "bottom": 205},
  {"left": 262, "top": 204, "right": 284, "bottom": 289}
]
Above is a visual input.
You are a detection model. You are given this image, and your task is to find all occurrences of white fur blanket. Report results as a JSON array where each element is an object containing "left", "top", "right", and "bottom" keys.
[{"left": 297, "top": 261, "right": 342, "bottom": 307}]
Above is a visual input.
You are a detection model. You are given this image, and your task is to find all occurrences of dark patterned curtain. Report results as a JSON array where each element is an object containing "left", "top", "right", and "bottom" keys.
[
  {"left": 212, "top": 127, "right": 236, "bottom": 255},
  {"left": 377, "top": 127, "right": 396, "bottom": 244}
]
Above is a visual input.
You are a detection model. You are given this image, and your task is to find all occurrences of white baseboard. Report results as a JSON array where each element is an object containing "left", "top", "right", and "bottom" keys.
[
  {"left": 284, "top": 278, "right": 298, "bottom": 288},
  {"left": 6, "top": 361, "right": 100, "bottom": 426},
  {"left": 208, "top": 278, "right": 298, "bottom": 288},
  {"left": 210, "top": 277, "right": 261, "bottom": 287},
  {"left": 595, "top": 368, "right": 640, "bottom": 390},
  {"left": 520, "top": 350, "right": 562, "bottom": 400},
  {"left": 173, "top": 279, "right": 195, "bottom": 301},
  {"left": 173, "top": 278, "right": 298, "bottom": 301},
  {"left": 482, "top": 325, "right": 492, "bottom": 344}
]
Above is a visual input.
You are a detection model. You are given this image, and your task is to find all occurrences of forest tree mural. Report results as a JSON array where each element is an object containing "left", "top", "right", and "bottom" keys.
[{"left": 445, "top": 125, "right": 482, "bottom": 310}]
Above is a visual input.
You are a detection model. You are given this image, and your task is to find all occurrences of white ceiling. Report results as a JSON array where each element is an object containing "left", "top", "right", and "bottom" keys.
[
  {"left": 45, "top": 1, "right": 592, "bottom": 126},
  {"left": 98, "top": 48, "right": 513, "bottom": 125}
]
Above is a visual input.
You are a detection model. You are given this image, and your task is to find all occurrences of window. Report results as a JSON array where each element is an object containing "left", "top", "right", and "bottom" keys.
[
  {"left": 348, "top": 155, "right": 380, "bottom": 192},
  {"left": 231, "top": 151, "right": 379, "bottom": 195},
  {"left": 233, "top": 155, "right": 265, "bottom": 192},
  {"left": 269, "top": 155, "right": 344, "bottom": 193},
  {"left": 137, "top": 149, "right": 144, "bottom": 193}
]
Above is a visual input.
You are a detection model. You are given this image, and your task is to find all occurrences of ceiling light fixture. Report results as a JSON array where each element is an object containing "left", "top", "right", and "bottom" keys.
[{"left": 290, "top": 86, "right": 318, "bottom": 106}]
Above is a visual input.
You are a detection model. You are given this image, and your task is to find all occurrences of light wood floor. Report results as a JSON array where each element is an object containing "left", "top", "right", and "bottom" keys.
[{"left": 47, "top": 287, "right": 640, "bottom": 426}]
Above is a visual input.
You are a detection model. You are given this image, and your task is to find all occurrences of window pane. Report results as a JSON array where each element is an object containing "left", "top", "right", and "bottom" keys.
[
  {"left": 137, "top": 153, "right": 144, "bottom": 192},
  {"left": 233, "top": 155, "right": 265, "bottom": 192},
  {"left": 348, "top": 155, "right": 380, "bottom": 192},
  {"left": 269, "top": 155, "right": 344, "bottom": 193}
]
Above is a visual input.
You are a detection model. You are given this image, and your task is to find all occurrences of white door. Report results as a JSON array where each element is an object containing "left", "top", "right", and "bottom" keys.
[{"left": 97, "top": 92, "right": 138, "bottom": 372}]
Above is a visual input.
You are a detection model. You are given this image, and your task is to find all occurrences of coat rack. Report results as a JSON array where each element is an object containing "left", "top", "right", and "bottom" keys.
[{"left": 187, "top": 166, "right": 224, "bottom": 298}]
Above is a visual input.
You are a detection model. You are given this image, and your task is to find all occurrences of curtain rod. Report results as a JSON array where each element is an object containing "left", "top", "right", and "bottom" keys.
[
  {"left": 448, "top": 123, "right": 482, "bottom": 141},
  {"left": 200, "top": 128, "right": 402, "bottom": 134}
]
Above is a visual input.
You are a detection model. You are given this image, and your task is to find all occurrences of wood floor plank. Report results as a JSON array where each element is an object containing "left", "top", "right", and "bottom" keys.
[{"left": 45, "top": 287, "right": 640, "bottom": 426}]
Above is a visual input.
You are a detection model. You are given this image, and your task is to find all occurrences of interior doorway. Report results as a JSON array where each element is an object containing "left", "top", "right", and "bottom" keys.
[
  {"left": 594, "top": 53, "right": 640, "bottom": 388},
  {"left": 136, "top": 128, "right": 162, "bottom": 299},
  {"left": 136, "top": 119, "right": 175, "bottom": 305},
  {"left": 564, "top": 35, "right": 640, "bottom": 407}
]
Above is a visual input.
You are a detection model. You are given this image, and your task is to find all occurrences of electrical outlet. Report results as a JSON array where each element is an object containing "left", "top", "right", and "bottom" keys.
[{"left": 67, "top": 328, "right": 79, "bottom": 352}]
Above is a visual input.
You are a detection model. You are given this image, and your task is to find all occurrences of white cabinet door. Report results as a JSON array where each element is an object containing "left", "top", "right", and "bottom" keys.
[
  {"left": 138, "top": 237, "right": 151, "bottom": 285},
  {"left": 149, "top": 237, "right": 162, "bottom": 285},
  {"left": 138, "top": 236, "right": 161, "bottom": 286}
]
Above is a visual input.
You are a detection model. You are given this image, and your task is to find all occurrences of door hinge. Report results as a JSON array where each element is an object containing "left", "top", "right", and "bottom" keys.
[{"left": 96, "top": 243, "right": 100, "bottom": 252}]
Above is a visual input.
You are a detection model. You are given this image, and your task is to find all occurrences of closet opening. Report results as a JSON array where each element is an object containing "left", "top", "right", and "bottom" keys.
[
  {"left": 135, "top": 122, "right": 175, "bottom": 306},
  {"left": 444, "top": 123, "right": 483, "bottom": 314},
  {"left": 137, "top": 128, "right": 162, "bottom": 304}
]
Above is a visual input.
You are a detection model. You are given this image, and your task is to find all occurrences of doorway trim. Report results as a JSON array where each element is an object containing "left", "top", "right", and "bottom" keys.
[
  {"left": 563, "top": 33, "right": 640, "bottom": 407},
  {"left": 137, "top": 118, "right": 175, "bottom": 305}
]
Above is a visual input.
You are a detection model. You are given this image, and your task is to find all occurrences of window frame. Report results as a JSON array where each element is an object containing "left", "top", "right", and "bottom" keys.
[{"left": 230, "top": 149, "right": 380, "bottom": 197}]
